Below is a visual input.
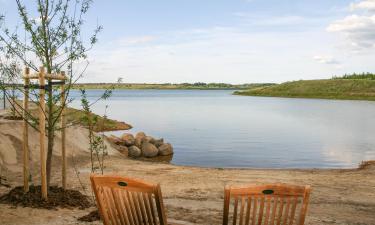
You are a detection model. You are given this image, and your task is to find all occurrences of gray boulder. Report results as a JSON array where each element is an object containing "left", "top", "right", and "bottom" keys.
[
  {"left": 135, "top": 132, "right": 146, "bottom": 147},
  {"left": 135, "top": 132, "right": 146, "bottom": 139},
  {"left": 153, "top": 138, "right": 164, "bottom": 147},
  {"left": 158, "top": 143, "right": 174, "bottom": 156},
  {"left": 128, "top": 146, "right": 142, "bottom": 158},
  {"left": 107, "top": 135, "right": 125, "bottom": 145},
  {"left": 143, "top": 136, "right": 155, "bottom": 143},
  {"left": 142, "top": 142, "right": 159, "bottom": 158},
  {"left": 121, "top": 133, "right": 135, "bottom": 146}
]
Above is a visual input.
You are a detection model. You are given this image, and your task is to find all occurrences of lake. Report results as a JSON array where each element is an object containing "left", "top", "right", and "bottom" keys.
[{"left": 69, "top": 89, "right": 375, "bottom": 169}]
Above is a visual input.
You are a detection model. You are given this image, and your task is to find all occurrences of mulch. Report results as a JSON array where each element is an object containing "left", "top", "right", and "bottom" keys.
[
  {"left": 0, "top": 176, "right": 11, "bottom": 188},
  {"left": 78, "top": 210, "right": 101, "bottom": 222},
  {"left": 0, "top": 185, "right": 92, "bottom": 210},
  {"left": 3, "top": 115, "right": 23, "bottom": 120}
]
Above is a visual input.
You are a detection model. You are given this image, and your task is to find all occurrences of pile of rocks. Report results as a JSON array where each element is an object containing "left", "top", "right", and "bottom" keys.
[{"left": 107, "top": 132, "right": 174, "bottom": 158}]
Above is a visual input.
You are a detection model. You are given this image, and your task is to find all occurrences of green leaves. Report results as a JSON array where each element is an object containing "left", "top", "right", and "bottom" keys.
[
  {"left": 332, "top": 72, "right": 375, "bottom": 80},
  {"left": 80, "top": 87, "right": 110, "bottom": 174},
  {"left": 1, "top": 0, "right": 104, "bottom": 131}
]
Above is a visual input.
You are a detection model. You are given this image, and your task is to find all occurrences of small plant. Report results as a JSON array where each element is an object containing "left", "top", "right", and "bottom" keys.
[{"left": 80, "top": 89, "right": 112, "bottom": 174}]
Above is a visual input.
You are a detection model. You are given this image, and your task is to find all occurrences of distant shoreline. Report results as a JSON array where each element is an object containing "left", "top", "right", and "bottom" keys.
[
  {"left": 72, "top": 82, "right": 275, "bottom": 90},
  {"left": 234, "top": 79, "right": 375, "bottom": 101}
]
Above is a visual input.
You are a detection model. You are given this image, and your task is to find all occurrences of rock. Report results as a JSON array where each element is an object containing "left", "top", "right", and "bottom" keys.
[
  {"left": 135, "top": 138, "right": 142, "bottom": 148},
  {"left": 117, "top": 146, "right": 128, "bottom": 156},
  {"left": 135, "top": 132, "right": 146, "bottom": 147},
  {"left": 142, "top": 142, "right": 159, "bottom": 158},
  {"left": 121, "top": 133, "right": 135, "bottom": 146},
  {"left": 142, "top": 136, "right": 155, "bottom": 143},
  {"left": 128, "top": 146, "right": 142, "bottom": 158},
  {"left": 158, "top": 143, "right": 174, "bottom": 156},
  {"left": 153, "top": 138, "right": 164, "bottom": 147},
  {"left": 135, "top": 132, "right": 146, "bottom": 139},
  {"left": 107, "top": 135, "right": 124, "bottom": 145}
]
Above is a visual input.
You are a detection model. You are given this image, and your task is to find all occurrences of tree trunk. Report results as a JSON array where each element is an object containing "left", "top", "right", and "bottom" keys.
[
  {"left": 46, "top": 126, "right": 54, "bottom": 187},
  {"left": 46, "top": 84, "right": 54, "bottom": 188}
]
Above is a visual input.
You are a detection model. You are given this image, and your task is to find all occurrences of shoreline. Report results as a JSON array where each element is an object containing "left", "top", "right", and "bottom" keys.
[
  {"left": 70, "top": 87, "right": 375, "bottom": 102},
  {"left": 233, "top": 91, "right": 375, "bottom": 102},
  {"left": 234, "top": 79, "right": 375, "bottom": 101},
  {"left": 73, "top": 87, "right": 242, "bottom": 90},
  {"left": 71, "top": 82, "right": 274, "bottom": 91},
  {"left": 165, "top": 160, "right": 375, "bottom": 171},
  {"left": 0, "top": 117, "right": 374, "bottom": 224}
]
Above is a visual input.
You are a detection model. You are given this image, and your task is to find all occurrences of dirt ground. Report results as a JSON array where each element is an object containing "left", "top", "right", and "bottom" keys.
[
  {"left": 0, "top": 114, "right": 375, "bottom": 225},
  {"left": 1, "top": 157, "right": 375, "bottom": 225}
]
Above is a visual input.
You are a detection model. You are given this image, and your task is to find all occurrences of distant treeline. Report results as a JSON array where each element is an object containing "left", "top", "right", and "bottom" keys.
[
  {"left": 333, "top": 72, "right": 375, "bottom": 80},
  {"left": 73, "top": 82, "right": 275, "bottom": 90}
]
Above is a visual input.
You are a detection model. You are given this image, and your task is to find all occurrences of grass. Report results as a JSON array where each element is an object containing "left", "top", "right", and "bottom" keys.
[
  {"left": 234, "top": 79, "right": 375, "bottom": 101},
  {"left": 63, "top": 107, "right": 132, "bottom": 132},
  {"left": 11, "top": 101, "right": 132, "bottom": 132}
]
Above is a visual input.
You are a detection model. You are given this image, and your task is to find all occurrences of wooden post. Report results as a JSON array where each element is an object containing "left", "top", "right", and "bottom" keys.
[
  {"left": 2, "top": 88, "right": 5, "bottom": 109},
  {"left": 39, "top": 66, "right": 48, "bottom": 200},
  {"left": 60, "top": 71, "right": 66, "bottom": 189},
  {"left": 23, "top": 67, "right": 30, "bottom": 193}
]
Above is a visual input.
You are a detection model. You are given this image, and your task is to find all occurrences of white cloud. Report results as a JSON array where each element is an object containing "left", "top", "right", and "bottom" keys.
[
  {"left": 327, "top": 1, "right": 375, "bottom": 50},
  {"left": 350, "top": 0, "right": 375, "bottom": 12},
  {"left": 79, "top": 1, "right": 375, "bottom": 84},
  {"left": 83, "top": 25, "right": 352, "bottom": 83},
  {"left": 313, "top": 55, "right": 339, "bottom": 64}
]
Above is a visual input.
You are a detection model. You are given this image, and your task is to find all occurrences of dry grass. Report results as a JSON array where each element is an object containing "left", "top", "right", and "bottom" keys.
[
  {"left": 9, "top": 101, "right": 132, "bottom": 132},
  {"left": 358, "top": 160, "right": 375, "bottom": 170},
  {"left": 63, "top": 107, "right": 132, "bottom": 132}
]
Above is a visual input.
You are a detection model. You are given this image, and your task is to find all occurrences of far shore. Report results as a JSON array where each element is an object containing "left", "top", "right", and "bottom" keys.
[
  {"left": 71, "top": 82, "right": 274, "bottom": 90},
  {"left": 234, "top": 79, "right": 375, "bottom": 101},
  {"left": 71, "top": 80, "right": 375, "bottom": 103}
]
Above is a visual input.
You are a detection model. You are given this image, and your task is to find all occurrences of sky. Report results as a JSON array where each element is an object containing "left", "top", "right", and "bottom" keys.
[{"left": 1, "top": 0, "right": 375, "bottom": 84}]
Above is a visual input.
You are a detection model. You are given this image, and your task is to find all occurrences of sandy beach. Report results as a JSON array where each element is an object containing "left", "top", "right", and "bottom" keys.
[{"left": 0, "top": 117, "right": 374, "bottom": 225}]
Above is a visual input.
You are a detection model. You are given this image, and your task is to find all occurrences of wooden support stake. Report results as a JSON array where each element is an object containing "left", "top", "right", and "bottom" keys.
[
  {"left": 39, "top": 67, "right": 48, "bottom": 200},
  {"left": 23, "top": 67, "right": 30, "bottom": 193},
  {"left": 28, "top": 73, "right": 68, "bottom": 80},
  {"left": 2, "top": 88, "right": 5, "bottom": 109},
  {"left": 45, "top": 73, "right": 67, "bottom": 80},
  {"left": 60, "top": 71, "right": 67, "bottom": 189}
]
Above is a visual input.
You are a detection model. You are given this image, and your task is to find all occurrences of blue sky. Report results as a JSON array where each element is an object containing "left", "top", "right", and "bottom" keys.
[{"left": 1, "top": 0, "right": 375, "bottom": 83}]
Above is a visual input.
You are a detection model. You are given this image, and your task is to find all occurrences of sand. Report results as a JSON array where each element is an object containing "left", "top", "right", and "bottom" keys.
[{"left": 0, "top": 113, "right": 374, "bottom": 225}]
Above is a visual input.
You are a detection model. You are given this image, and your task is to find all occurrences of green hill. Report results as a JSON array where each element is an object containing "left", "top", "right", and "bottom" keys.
[{"left": 234, "top": 79, "right": 375, "bottom": 101}]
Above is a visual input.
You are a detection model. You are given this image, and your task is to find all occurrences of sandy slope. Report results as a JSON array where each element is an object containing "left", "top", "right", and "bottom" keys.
[
  {"left": 0, "top": 115, "right": 374, "bottom": 225},
  {"left": 0, "top": 114, "right": 121, "bottom": 171}
]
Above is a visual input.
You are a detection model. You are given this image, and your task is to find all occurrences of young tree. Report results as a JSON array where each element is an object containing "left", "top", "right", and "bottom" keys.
[
  {"left": 80, "top": 89, "right": 111, "bottom": 175},
  {"left": 0, "top": 0, "right": 102, "bottom": 189}
]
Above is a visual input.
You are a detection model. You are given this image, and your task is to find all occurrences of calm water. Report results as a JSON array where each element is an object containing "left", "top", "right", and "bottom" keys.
[{"left": 70, "top": 89, "right": 375, "bottom": 169}]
